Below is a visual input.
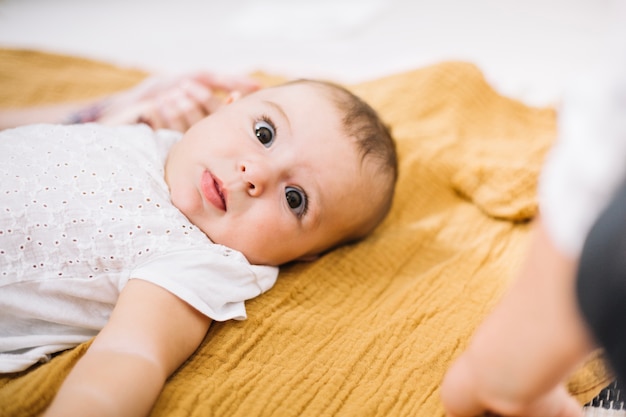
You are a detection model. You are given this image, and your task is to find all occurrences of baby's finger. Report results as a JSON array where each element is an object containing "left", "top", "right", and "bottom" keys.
[
  {"left": 136, "top": 94, "right": 184, "bottom": 132},
  {"left": 136, "top": 106, "right": 160, "bottom": 130},
  {"left": 159, "top": 90, "right": 205, "bottom": 132},
  {"left": 175, "top": 90, "right": 207, "bottom": 128},
  {"left": 180, "top": 79, "right": 223, "bottom": 115},
  {"left": 157, "top": 98, "right": 188, "bottom": 133}
]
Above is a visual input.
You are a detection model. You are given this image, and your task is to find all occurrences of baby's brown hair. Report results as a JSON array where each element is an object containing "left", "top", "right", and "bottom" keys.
[{"left": 285, "top": 79, "right": 398, "bottom": 245}]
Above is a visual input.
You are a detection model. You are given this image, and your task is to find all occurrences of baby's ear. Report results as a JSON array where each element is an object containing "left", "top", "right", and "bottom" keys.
[
  {"left": 225, "top": 91, "right": 242, "bottom": 104},
  {"left": 296, "top": 254, "right": 319, "bottom": 262}
]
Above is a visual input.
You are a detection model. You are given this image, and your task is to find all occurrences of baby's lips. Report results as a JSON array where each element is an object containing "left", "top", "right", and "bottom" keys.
[{"left": 201, "top": 170, "right": 226, "bottom": 211}]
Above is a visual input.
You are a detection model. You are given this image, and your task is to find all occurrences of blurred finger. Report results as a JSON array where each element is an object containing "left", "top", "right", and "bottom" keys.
[
  {"left": 97, "top": 101, "right": 151, "bottom": 126},
  {"left": 440, "top": 358, "right": 487, "bottom": 417},
  {"left": 157, "top": 95, "right": 187, "bottom": 132},
  {"left": 137, "top": 105, "right": 163, "bottom": 130},
  {"left": 191, "top": 72, "right": 261, "bottom": 95},
  {"left": 179, "top": 79, "right": 223, "bottom": 115},
  {"left": 157, "top": 89, "right": 207, "bottom": 132},
  {"left": 174, "top": 90, "right": 206, "bottom": 128},
  {"left": 528, "top": 386, "right": 584, "bottom": 417},
  {"left": 113, "top": 75, "right": 167, "bottom": 104}
]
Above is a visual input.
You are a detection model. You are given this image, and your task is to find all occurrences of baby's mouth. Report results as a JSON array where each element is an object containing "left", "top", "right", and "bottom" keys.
[{"left": 201, "top": 170, "right": 227, "bottom": 211}]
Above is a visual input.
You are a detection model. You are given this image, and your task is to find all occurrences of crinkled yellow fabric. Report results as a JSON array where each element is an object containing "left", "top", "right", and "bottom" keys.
[{"left": 0, "top": 49, "right": 610, "bottom": 417}]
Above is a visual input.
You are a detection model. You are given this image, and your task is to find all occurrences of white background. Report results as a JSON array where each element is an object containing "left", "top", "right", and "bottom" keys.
[{"left": 0, "top": 0, "right": 611, "bottom": 106}]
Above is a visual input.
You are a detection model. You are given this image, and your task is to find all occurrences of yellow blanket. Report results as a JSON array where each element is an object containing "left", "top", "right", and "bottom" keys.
[{"left": 0, "top": 49, "right": 611, "bottom": 416}]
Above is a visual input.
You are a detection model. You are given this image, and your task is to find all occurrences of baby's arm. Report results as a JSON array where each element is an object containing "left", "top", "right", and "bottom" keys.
[
  {"left": 440, "top": 218, "right": 597, "bottom": 417},
  {"left": 0, "top": 101, "right": 94, "bottom": 130},
  {"left": 42, "top": 279, "right": 212, "bottom": 417},
  {"left": 95, "top": 72, "right": 260, "bottom": 131},
  {"left": 0, "top": 72, "right": 260, "bottom": 132}
]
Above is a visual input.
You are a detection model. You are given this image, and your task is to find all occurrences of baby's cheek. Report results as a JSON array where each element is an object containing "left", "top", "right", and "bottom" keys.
[
  {"left": 170, "top": 186, "right": 202, "bottom": 218},
  {"left": 252, "top": 228, "right": 303, "bottom": 265}
]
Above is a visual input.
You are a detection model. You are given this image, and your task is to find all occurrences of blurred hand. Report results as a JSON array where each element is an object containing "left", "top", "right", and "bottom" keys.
[
  {"left": 441, "top": 353, "right": 583, "bottom": 417},
  {"left": 97, "top": 72, "right": 261, "bottom": 132},
  {"left": 439, "top": 219, "right": 594, "bottom": 417}
]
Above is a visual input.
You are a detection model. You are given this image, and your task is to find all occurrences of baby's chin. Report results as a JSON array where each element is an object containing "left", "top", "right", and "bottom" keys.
[
  {"left": 199, "top": 226, "right": 314, "bottom": 266},
  {"left": 243, "top": 248, "right": 320, "bottom": 267},
  {"left": 230, "top": 244, "right": 291, "bottom": 267},
  {"left": 240, "top": 250, "right": 283, "bottom": 267}
]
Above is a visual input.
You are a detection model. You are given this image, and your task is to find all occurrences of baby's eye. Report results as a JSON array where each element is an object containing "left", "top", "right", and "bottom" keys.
[
  {"left": 285, "top": 186, "right": 307, "bottom": 217},
  {"left": 255, "top": 119, "right": 275, "bottom": 147}
]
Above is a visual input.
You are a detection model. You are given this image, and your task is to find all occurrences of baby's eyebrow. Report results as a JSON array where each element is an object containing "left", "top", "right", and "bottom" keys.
[{"left": 262, "top": 100, "right": 290, "bottom": 128}]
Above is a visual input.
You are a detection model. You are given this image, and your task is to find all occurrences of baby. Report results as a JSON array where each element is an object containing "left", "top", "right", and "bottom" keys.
[{"left": 0, "top": 79, "right": 397, "bottom": 416}]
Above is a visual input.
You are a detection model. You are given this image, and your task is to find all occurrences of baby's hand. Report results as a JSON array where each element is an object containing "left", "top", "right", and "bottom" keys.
[{"left": 97, "top": 72, "right": 261, "bottom": 132}]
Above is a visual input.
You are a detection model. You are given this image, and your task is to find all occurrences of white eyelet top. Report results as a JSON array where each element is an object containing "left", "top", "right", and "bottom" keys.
[{"left": 0, "top": 124, "right": 278, "bottom": 372}]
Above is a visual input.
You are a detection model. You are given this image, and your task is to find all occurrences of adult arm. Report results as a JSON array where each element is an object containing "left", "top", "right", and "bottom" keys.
[
  {"left": 42, "top": 279, "right": 212, "bottom": 417},
  {"left": 440, "top": 218, "right": 597, "bottom": 417},
  {"left": 441, "top": 5, "right": 626, "bottom": 415}
]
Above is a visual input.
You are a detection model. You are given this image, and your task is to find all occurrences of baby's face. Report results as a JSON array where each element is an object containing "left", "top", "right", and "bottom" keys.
[{"left": 165, "top": 83, "right": 371, "bottom": 265}]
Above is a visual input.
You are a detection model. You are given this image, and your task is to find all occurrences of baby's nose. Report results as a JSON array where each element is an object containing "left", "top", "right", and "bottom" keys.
[
  {"left": 246, "top": 179, "right": 261, "bottom": 196},
  {"left": 239, "top": 160, "right": 273, "bottom": 197}
]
